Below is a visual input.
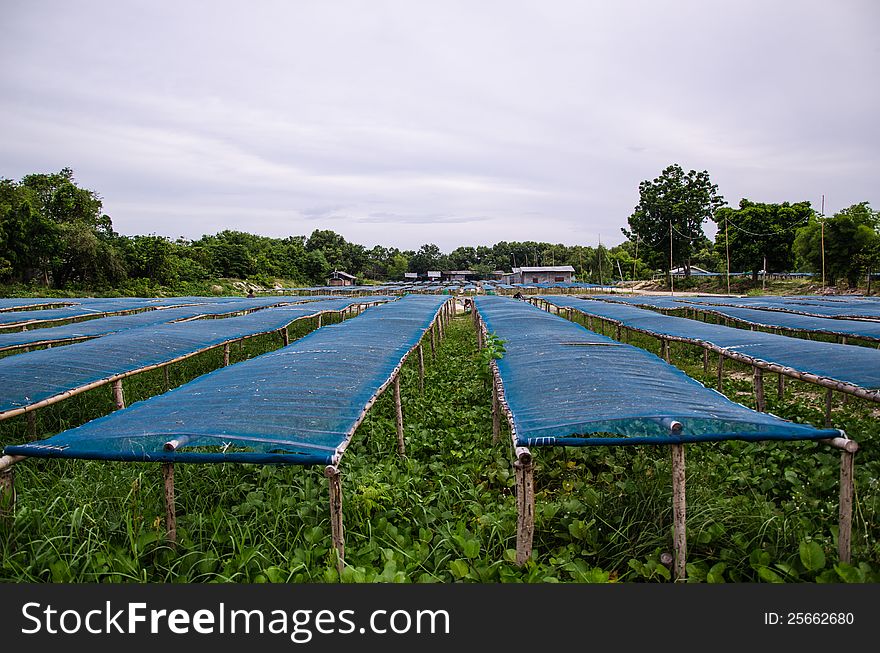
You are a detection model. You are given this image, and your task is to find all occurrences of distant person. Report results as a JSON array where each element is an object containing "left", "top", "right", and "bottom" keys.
[
  {"left": 246, "top": 290, "right": 255, "bottom": 298},
  {"left": 513, "top": 291, "right": 524, "bottom": 300}
]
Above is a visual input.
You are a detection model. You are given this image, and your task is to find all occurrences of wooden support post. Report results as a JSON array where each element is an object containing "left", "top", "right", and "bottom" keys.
[
  {"left": 325, "top": 465, "right": 345, "bottom": 575},
  {"left": 223, "top": 343, "right": 230, "bottom": 367},
  {"left": 753, "top": 366, "right": 765, "bottom": 412},
  {"left": 615, "top": 324, "right": 622, "bottom": 341},
  {"left": 281, "top": 327, "right": 289, "bottom": 347},
  {"left": 671, "top": 443, "right": 686, "bottom": 581},
  {"left": 163, "top": 365, "right": 171, "bottom": 391},
  {"left": 162, "top": 462, "right": 176, "bottom": 545},
  {"left": 26, "top": 410, "right": 37, "bottom": 439},
  {"left": 716, "top": 354, "right": 725, "bottom": 392},
  {"left": 417, "top": 344, "right": 425, "bottom": 394},
  {"left": 838, "top": 449, "right": 855, "bottom": 564},
  {"left": 491, "top": 380, "right": 501, "bottom": 444},
  {"left": 514, "top": 452, "right": 535, "bottom": 566},
  {"left": 777, "top": 373, "right": 785, "bottom": 400},
  {"left": 430, "top": 325, "right": 436, "bottom": 359},
  {"left": 438, "top": 312, "right": 444, "bottom": 340},
  {"left": 661, "top": 339, "right": 670, "bottom": 363},
  {"left": 317, "top": 314, "right": 323, "bottom": 328},
  {"left": 0, "top": 467, "right": 14, "bottom": 519},
  {"left": 825, "top": 388, "right": 833, "bottom": 427},
  {"left": 588, "top": 316, "right": 593, "bottom": 330},
  {"left": 702, "top": 348, "right": 709, "bottom": 374},
  {"left": 112, "top": 379, "right": 125, "bottom": 410},
  {"left": 394, "top": 375, "right": 405, "bottom": 456}
]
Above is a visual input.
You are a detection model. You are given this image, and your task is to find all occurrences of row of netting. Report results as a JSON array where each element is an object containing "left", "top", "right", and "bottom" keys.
[
  {"left": 0, "top": 297, "right": 393, "bottom": 419},
  {"left": 3, "top": 294, "right": 449, "bottom": 465},
  {"left": 593, "top": 295, "right": 880, "bottom": 342},
  {"left": 473, "top": 296, "right": 841, "bottom": 447},
  {"left": 0, "top": 295, "right": 342, "bottom": 330},
  {"left": 681, "top": 294, "right": 880, "bottom": 320},
  {"left": 0, "top": 296, "right": 337, "bottom": 352},
  {"left": 537, "top": 296, "right": 880, "bottom": 396}
]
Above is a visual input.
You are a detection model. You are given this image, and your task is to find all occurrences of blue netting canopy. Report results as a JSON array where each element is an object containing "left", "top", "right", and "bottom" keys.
[
  {"left": 4, "top": 295, "right": 447, "bottom": 465},
  {"left": 541, "top": 296, "right": 880, "bottom": 392},
  {"left": 596, "top": 295, "right": 880, "bottom": 341},
  {"left": 0, "top": 298, "right": 392, "bottom": 417},
  {"left": 475, "top": 296, "right": 840, "bottom": 447}
]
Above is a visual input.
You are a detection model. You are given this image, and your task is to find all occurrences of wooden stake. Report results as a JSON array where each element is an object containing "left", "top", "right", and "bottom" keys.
[
  {"left": 615, "top": 324, "right": 622, "bottom": 341},
  {"left": 491, "top": 379, "right": 500, "bottom": 444},
  {"left": 112, "top": 379, "right": 125, "bottom": 410},
  {"left": 702, "top": 348, "right": 709, "bottom": 374},
  {"left": 514, "top": 453, "right": 535, "bottom": 566},
  {"left": 825, "top": 388, "right": 833, "bottom": 427},
  {"left": 163, "top": 365, "right": 171, "bottom": 391},
  {"left": 430, "top": 325, "right": 436, "bottom": 359},
  {"left": 281, "top": 327, "right": 289, "bottom": 347},
  {"left": 716, "top": 354, "right": 725, "bottom": 392},
  {"left": 26, "top": 410, "right": 37, "bottom": 439},
  {"left": 671, "top": 443, "right": 686, "bottom": 581},
  {"left": 661, "top": 339, "right": 670, "bottom": 363},
  {"left": 223, "top": 343, "right": 230, "bottom": 366},
  {"left": 418, "top": 344, "right": 425, "bottom": 394},
  {"left": 777, "top": 373, "right": 785, "bottom": 400},
  {"left": 317, "top": 314, "right": 323, "bottom": 328},
  {"left": 838, "top": 449, "right": 855, "bottom": 564},
  {"left": 325, "top": 465, "right": 345, "bottom": 575},
  {"left": 394, "top": 375, "right": 405, "bottom": 456},
  {"left": 162, "top": 462, "right": 176, "bottom": 545},
  {"left": 0, "top": 467, "right": 14, "bottom": 519},
  {"left": 753, "top": 366, "right": 765, "bottom": 412}
]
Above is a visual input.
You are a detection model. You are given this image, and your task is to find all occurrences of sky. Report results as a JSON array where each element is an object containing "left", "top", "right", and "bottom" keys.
[{"left": 1, "top": 0, "right": 878, "bottom": 252}]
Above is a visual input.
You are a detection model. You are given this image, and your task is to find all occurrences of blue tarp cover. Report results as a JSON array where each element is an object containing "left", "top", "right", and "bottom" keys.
[
  {"left": 4, "top": 295, "right": 447, "bottom": 464},
  {"left": 476, "top": 296, "right": 840, "bottom": 446}
]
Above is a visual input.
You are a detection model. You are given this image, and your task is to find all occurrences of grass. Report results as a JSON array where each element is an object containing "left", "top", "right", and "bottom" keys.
[{"left": 1, "top": 310, "right": 877, "bottom": 582}]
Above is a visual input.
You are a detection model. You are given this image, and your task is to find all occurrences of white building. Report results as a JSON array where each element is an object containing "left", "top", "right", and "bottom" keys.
[{"left": 503, "top": 266, "right": 575, "bottom": 284}]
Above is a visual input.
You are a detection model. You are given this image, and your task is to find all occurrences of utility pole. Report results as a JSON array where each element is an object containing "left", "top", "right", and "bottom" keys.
[
  {"left": 820, "top": 194, "right": 826, "bottom": 290},
  {"left": 725, "top": 215, "right": 731, "bottom": 295},
  {"left": 669, "top": 219, "right": 675, "bottom": 296}
]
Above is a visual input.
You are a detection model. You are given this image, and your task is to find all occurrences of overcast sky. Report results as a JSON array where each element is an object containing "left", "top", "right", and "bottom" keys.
[{"left": 2, "top": 0, "right": 878, "bottom": 251}]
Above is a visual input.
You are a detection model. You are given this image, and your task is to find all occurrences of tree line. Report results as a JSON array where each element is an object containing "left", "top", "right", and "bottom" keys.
[{"left": 1, "top": 167, "right": 878, "bottom": 292}]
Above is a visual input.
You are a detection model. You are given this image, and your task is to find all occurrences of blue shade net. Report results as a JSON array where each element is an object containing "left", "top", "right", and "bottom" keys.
[
  {"left": 475, "top": 297, "right": 840, "bottom": 447},
  {"left": 0, "top": 297, "right": 393, "bottom": 416},
  {"left": 0, "top": 297, "right": 335, "bottom": 351},
  {"left": 681, "top": 295, "right": 880, "bottom": 320},
  {"left": 4, "top": 294, "right": 447, "bottom": 465},
  {"left": 540, "top": 296, "right": 880, "bottom": 392},
  {"left": 595, "top": 295, "right": 880, "bottom": 341}
]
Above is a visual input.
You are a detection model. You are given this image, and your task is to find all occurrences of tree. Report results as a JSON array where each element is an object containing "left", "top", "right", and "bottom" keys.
[
  {"left": 408, "top": 244, "right": 446, "bottom": 274},
  {"left": 622, "top": 164, "right": 724, "bottom": 278},
  {"left": 794, "top": 202, "right": 880, "bottom": 287},
  {"left": 713, "top": 200, "right": 812, "bottom": 281}
]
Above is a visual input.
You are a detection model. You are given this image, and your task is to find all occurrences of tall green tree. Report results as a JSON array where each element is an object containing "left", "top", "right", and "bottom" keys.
[
  {"left": 622, "top": 164, "right": 724, "bottom": 278},
  {"left": 794, "top": 202, "right": 879, "bottom": 287},
  {"left": 713, "top": 199, "right": 812, "bottom": 281}
]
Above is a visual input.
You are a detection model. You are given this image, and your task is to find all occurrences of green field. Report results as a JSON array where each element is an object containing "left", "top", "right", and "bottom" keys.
[{"left": 1, "top": 312, "right": 877, "bottom": 582}]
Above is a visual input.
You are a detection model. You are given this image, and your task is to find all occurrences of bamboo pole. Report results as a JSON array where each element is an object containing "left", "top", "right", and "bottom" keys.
[
  {"left": 325, "top": 465, "right": 345, "bottom": 575},
  {"left": 0, "top": 466, "right": 14, "bottom": 519},
  {"left": 825, "top": 388, "right": 834, "bottom": 427},
  {"left": 716, "top": 354, "right": 725, "bottom": 392},
  {"left": 26, "top": 410, "right": 37, "bottom": 439},
  {"left": 838, "top": 449, "right": 855, "bottom": 564},
  {"left": 161, "top": 462, "right": 176, "bottom": 545},
  {"left": 777, "top": 373, "right": 785, "bottom": 400},
  {"left": 281, "top": 326, "right": 290, "bottom": 346},
  {"left": 317, "top": 314, "right": 323, "bottom": 328},
  {"left": 417, "top": 344, "right": 425, "bottom": 394},
  {"left": 430, "top": 325, "right": 436, "bottom": 359},
  {"left": 163, "top": 365, "right": 171, "bottom": 391},
  {"left": 702, "top": 348, "right": 709, "bottom": 374},
  {"left": 660, "top": 338, "right": 670, "bottom": 363},
  {"left": 671, "top": 443, "right": 686, "bottom": 581},
  {"left": 223, "top": 343, "right": 230, "bottom": 367},
  {"left": 753, "top": 366, "right": 765, "bottom": 412},
  {"left": 514, "top": 450, "right": 535, "bottom": 566},
  {"left": 112, "top": 379, "right": 125, "bottom": 410},
  {"left": 394, "top": 375, "right": 405, "bottom": 456},
  {"left": 615, "top": 324, "right": 622, "bottom": 341},
  {"left": 491, "top": 377, "right": 501, "bottom": 444}
]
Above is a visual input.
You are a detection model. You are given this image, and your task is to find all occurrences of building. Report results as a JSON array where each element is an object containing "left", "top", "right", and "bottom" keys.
[
  {"left": 504, "top": 266, "right": 575, "bottom": 284},
  {"left": 427, "top": 271, "right": 442, "bottom": 281},
  {"left": 326, "top": 270, "right": 356, "bottom": 286},
  {"left": 441, "top": 270, "right": 476, "bottom": 282}
]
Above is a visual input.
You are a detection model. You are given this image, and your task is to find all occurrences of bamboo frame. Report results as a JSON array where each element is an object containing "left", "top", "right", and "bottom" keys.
[
  {"left": 671, "top": 443, "right": 686, "bottom": 581},
  {"left": 162, "top": 462, "right": 176, "bottom": 545}
]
